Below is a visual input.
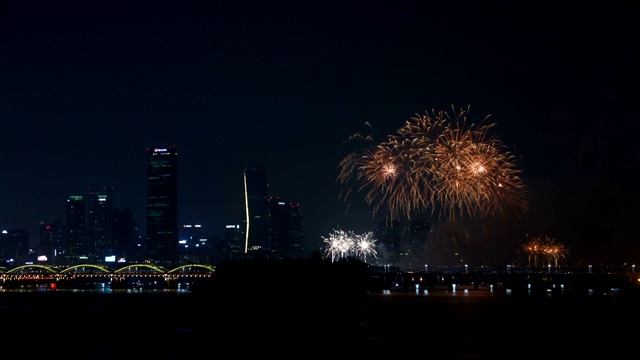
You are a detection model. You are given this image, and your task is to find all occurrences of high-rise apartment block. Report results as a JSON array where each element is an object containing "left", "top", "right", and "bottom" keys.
[{"left": 62, "top": 190, "right": 138, "bottom": 265}]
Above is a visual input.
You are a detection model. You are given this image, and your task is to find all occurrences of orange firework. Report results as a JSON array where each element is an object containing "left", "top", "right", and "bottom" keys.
[
  {"left": 520, "top": 235, "right": 569, "bottom": 269},
  {"left": 430, "top": 110, "right": 528, "bottom": 221},
  {"left": 338, "top": 105, "right": 528, "bottom": 223}
]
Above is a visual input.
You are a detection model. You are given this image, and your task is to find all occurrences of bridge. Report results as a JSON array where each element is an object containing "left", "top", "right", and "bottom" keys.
[{"left": 0, "top": 263, "right": 216, "bottom": 290}]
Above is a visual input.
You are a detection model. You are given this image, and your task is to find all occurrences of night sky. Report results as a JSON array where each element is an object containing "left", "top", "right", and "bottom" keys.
[{"left": 1, "top": 0, "right": 639, "bottom": 265}]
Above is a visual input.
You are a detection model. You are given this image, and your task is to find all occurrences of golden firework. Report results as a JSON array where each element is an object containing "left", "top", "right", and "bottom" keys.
[
  {"left": 520, "top": 234, "right": 569, "bottom": 269},
  {"left": 338, "top": 105, "right": 528, "bottom": 223}
]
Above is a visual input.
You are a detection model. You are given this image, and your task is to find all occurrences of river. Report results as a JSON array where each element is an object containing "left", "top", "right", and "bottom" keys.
[{"left": 1, "top": 281, "right": 636, "bottom": 359}]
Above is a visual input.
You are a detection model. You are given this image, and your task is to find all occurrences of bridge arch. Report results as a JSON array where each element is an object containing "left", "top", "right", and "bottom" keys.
[
  {"left": 114, "top": 264, "right": 168, "bottom": 274},
  {"left": 1, "top": 263, "right": 217, "bottom": 276},
  {"left": 168, "top": 264, "right": 216, "bottom": 274},
  {"left": 60, "top": 264, "right": 112, "bottom": 274},
  {"left": 7, "top": 264, "right": 60, "bottom": 274}
]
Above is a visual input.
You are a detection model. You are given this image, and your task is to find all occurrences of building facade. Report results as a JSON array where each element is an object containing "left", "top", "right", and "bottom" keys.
[
  {"left": 146, "top": 145, "right": 179, "bottom": 267},
  {"left": 38, "top": 220, "right": 66, "bottom": 265},
  {"left": 243, "top": 167, "right": 270, "bottom": 255},
  {"left": 85, "top": 187, "right": 115, "bottom": 263},
  {"left": 66, "top": 195, "right": 87, "bottom": 264},
  {"left": 269, "top": 196, "right": 304, "bottom": 258},
  {"left": 0, "top": 229, "right": 30, "bottom": 266}
]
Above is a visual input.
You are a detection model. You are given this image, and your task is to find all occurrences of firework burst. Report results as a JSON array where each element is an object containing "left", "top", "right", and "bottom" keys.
[
  {"left": 321, "top": 229, "right": 378, "bottom": 264},
  {"left": 353, "top": 231, "right": 377, "bottom": 263},
  {"left": 321, "top": 229, "right": 355, "bottom": 263},
  {"left": 337, "top": 105, "right": 528, "bottom": 223},
  {"left": 520, "top": 235, "right": 569, "bottom": 269}
]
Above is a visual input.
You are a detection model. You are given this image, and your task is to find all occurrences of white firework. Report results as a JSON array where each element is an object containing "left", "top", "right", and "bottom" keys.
[
  {"left": 353, "top": 231, "right": 377, "bottom": 263},
  {"left": 322, "top": 229, "right": 355, "bottom": 262}
]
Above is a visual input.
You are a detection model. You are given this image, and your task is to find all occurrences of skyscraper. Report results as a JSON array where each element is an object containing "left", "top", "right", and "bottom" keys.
[
  {"left": 224, "top": 223, "right": 245, "bottom": 259},
  {"left": 112, "top": 207, "right": 138, "bottom": 263},
  {"left": 0, "top": 229, "right": 29, "bottom": 265},
  {"left": 269, "top": 196, "right": 305, "bottom": 258},
  {"left": 38, "top": 220, "right": 65, "bottom": 265},
  {"left": 288, "top": 202, "right": 305, "bottom": 256},
  {"left": 146, "top": 145, "right": 179, "bottom": 267},
  {"left": 66, "top": 195, "right": 86, "bottom": 264},
  {"left": 243, "top": 167, "right": 270, "bottom": 255},
  {"left": 85, "top": 187, "right": 114, "bottom": 263},
  {"left": 269, "top": 196, "right": 291, "bottom": 256}
]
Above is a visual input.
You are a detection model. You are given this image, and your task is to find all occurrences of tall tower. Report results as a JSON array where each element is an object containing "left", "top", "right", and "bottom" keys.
[
  {"left": 112, "top": 207, "right": 138, "bottom": 263},
  {"left": 289, "top": 202, "right": 305, "bottom": 256},
  {"left": 66, "top": 195, "right": 86, "bottom": 264},
  {"left": 243, "top": 167, "right": 270, "bottom": 255},
  {"left": 224, "top": 224, "right": 245, "bottom": 259},
  {"left": 85, "top": 187, "right": 114, "bottom": 263},
  {"left": 0, "top": 229, "right": 29, "bottom": 265},
  {"left": 38, "top": 220, "right": 66, "bottom": 265},
  {"left": 146, "top": 145, "right": 179, "bottom": 267},
  {"left": 269, "top": 196, "right": 304, "bottom": 258}
]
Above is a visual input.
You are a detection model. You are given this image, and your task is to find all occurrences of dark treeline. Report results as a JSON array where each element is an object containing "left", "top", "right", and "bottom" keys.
[{"left": 192, "top": 252, "right": 371, "bottom": 298}]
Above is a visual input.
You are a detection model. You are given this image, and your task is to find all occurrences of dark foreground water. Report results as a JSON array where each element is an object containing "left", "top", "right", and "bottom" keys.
[{"left": 1, "top": 286, "right": 637, "bottom": 359}]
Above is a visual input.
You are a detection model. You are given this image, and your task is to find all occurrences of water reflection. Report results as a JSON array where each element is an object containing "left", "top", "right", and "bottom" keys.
[{"left": 0, "top": 282, "right": 191, "bottom": 293}]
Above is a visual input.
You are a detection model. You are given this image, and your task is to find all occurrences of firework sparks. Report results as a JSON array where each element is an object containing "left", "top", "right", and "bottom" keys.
[
  {"left": 337, "top": 105, "right": 528, "bottom": 223},
  {"left": 321, "top": 229, "right": 378, "bottom": 264},
  {"left": 321, "top": 229, "right": 355, "bottom": 263},
  {"left": 353, "top": 231, "right": 377, "bottom": 263},
  {"left": 520, "top": 235, "right": 569, "bottom": 269}
]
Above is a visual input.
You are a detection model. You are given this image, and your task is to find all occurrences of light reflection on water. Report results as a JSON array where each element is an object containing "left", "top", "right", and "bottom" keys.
[
  {"left": 376, "top": 282, "right": 627, "bottom": 298},
  {"left": 0, "top": 283, "right": 191, "bottom": 294}
]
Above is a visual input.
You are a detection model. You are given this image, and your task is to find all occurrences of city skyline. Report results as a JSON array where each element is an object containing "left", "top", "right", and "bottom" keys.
[{"left": 1, "top": 1, "right": 639, "bottom": 264}]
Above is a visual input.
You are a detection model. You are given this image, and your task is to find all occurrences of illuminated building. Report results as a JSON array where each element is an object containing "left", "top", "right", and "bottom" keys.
[
  {"left": 146, "top": 145, "right": 179, "bottom": 267},
  {"left": 85, "top": 187, "right": 114, "bottom": 263},
  {"left": 112, "top": 207, "right": 139, "bottom": 263},
  {"left": 0, "top": 229, "right": 30, "bottom": 265},
  {"left": 66, "top": 195, "right": 86, "bottom": 264},
  {"left": 243, "top": 167, "right": 270, "bottom": 255},
  {"left": 224, "top": 223, "right": 245, "bottom": 259},
  {"left": 181, "top": 224, "right": 203, "bottom": 249},
  {"left": 269, "top": 196, "right": 304, "bottom": 258},
  {"left": 38, "top": 220, "right": 65, "bottom": 265}
]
